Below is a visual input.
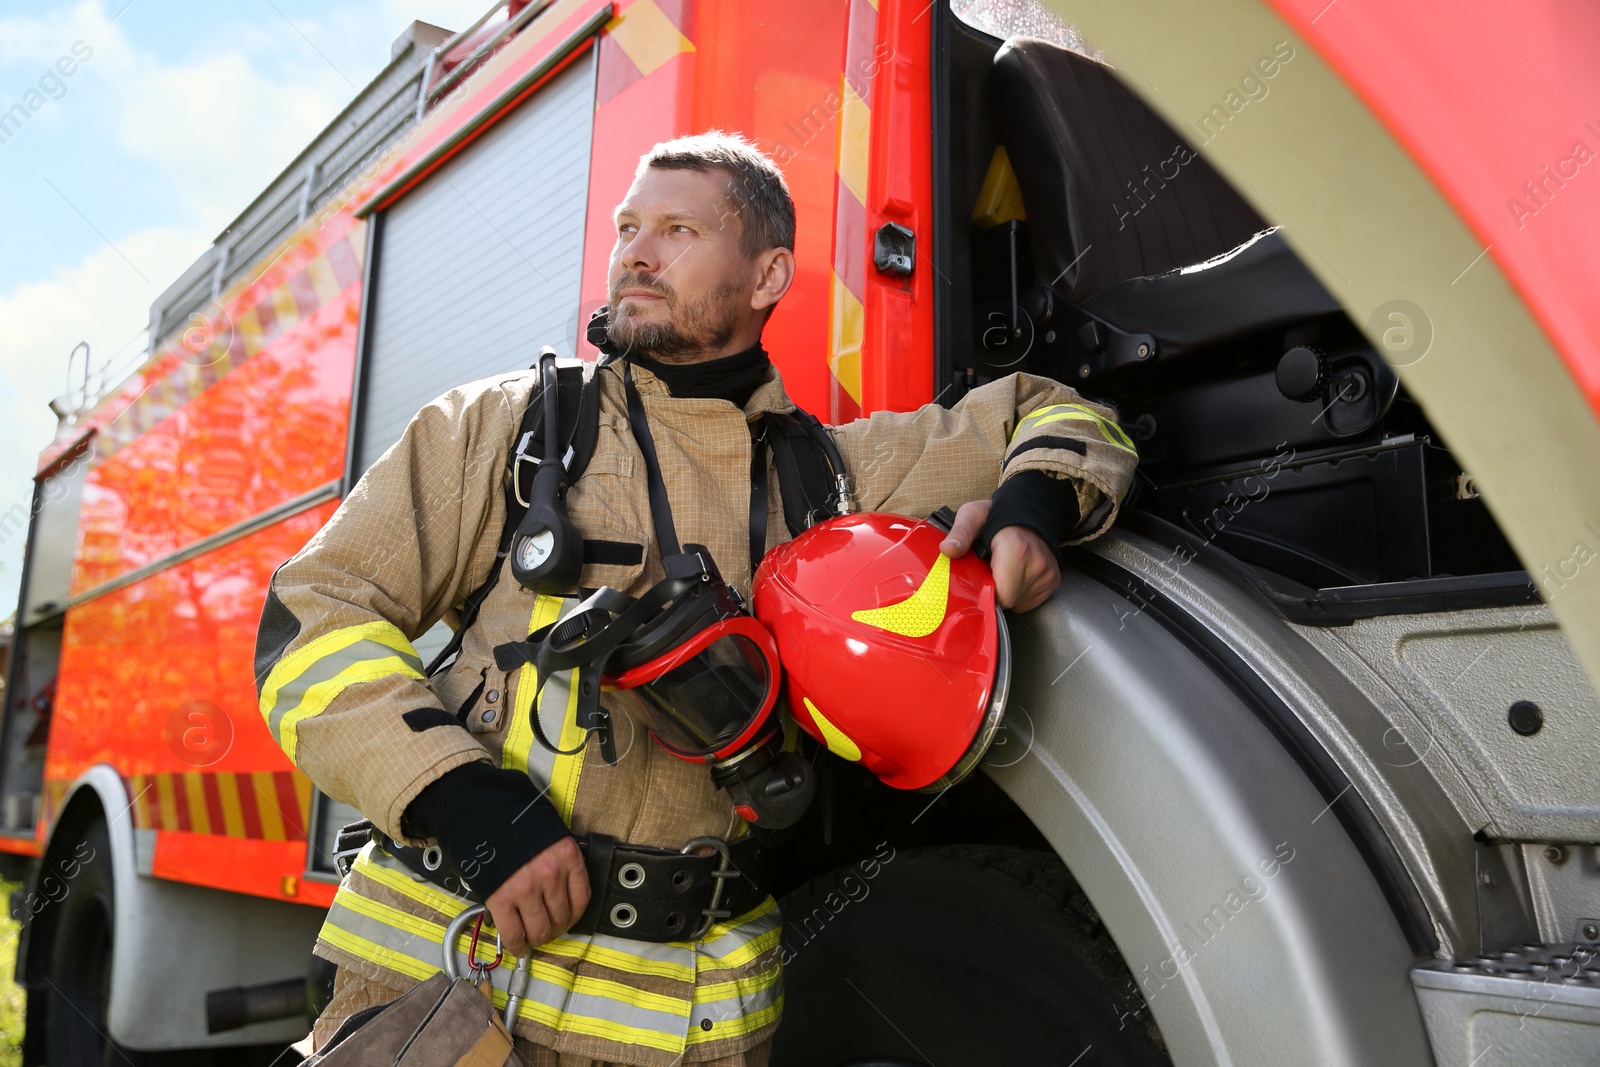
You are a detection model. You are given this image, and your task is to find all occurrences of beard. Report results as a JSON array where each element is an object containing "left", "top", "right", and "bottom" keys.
[{"left": 607, "top": 270, "right": 744, "bottom": 364}]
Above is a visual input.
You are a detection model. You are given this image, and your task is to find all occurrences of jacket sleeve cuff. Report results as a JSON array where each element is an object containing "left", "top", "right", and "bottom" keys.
[
  {"left": 401, "top": 761, "right": 573, "bottom": 900},
  {"left": 982, "top": 469, "right": 1080, "bottom": 551}
]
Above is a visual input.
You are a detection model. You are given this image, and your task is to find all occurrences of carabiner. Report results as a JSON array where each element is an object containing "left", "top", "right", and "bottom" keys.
[{"left": 467, "top": 912, "right": 504, "bottom": 972}]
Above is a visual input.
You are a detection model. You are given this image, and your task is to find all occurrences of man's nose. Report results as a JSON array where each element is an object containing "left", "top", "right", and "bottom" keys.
[{"left": 619, "top": 229, "right": 660, "bottom": 274}]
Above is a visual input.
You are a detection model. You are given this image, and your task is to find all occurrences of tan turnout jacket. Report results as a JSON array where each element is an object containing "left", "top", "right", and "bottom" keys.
[{"left": 257, "top": 356, "right": 1136, "bottom": 1065}]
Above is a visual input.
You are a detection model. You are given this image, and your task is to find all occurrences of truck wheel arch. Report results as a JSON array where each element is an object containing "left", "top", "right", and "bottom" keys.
[
  {"left": 21, "top": 764, "right": 324, "bottom": 1053},
  {"left": 19, "top": 765, "right": 137, "bottom": 991},
  {"left": 988, "top": 550, "right": 1434, "bottom": 1066}
]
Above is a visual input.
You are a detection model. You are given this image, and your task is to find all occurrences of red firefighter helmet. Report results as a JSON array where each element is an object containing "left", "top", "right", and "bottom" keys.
[{"left": 752, "top": 512, "right": 1011, "bottom": 792}]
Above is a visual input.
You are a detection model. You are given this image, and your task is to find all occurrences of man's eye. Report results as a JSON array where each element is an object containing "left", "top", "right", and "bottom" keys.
[
  {"left": 671, "top": 225, "right": 693, "bottom": 233},
  {"left": 618, "top": 224, "right": 636, "bottom": 235}
]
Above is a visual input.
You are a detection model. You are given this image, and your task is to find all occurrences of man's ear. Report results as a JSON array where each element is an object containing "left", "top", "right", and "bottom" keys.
[{"left": 750, "top": 247, "right": 795, "bottom": 313}]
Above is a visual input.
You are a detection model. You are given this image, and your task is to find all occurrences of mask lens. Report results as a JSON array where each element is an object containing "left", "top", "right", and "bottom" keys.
[{"left": 608, "top": 634, "right": 773, "bottom": 757}]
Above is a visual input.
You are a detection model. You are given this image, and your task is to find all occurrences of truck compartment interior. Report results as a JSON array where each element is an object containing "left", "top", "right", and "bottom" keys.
[
  {"left": 0, "top": 620, "right": 55, "bottom": 839},
  {"left": 0, "top": 450, "right": 84, "bottom": 845},
  {"left": 933, "top": 13, "right": 1530, "bottom": 620}
]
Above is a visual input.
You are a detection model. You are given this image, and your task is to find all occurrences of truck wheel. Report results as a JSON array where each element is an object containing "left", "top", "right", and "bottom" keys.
[
  {"left": 43, "top": 817, "right": 124, "bottom": 1066},
  {"left": 772, "top": 845, "right": 1169, "bottom": 1066},
  {"left": 36, "top": 819, "right": 295, "bottom": 1067}
]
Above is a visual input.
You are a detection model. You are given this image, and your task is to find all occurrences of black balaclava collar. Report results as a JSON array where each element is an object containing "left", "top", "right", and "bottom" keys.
[{"left": 625, "top": 339, "right": 772, "bottom": 409}]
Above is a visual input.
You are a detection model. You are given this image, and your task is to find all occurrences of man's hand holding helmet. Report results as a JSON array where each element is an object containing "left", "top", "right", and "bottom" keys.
[
  {"left": 939, "top": 499, "right": 1060, "bottom": 613},
  {"left": 939, "top": 467, "right": 1083, "bottom": 613}
]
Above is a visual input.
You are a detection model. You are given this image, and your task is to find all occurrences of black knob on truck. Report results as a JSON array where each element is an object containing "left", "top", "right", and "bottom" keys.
[{"left": 1276, "top": 345, "right": 1328, "bottom": 402}]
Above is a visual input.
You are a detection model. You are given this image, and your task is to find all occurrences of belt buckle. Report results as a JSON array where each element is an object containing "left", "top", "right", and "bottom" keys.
[
  {"left": 680, "top": 835, "right": 737, "bottom": 940},
  {"left": 331, "top": 846, "right": 361, "bottom": 878}
]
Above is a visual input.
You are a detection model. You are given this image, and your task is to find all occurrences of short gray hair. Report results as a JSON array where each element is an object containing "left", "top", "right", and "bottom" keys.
[{"left": 636, "top": 130, "right": 795, "bottom": 258}]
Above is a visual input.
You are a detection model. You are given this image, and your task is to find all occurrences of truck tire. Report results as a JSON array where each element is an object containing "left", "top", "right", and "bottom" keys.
[
  {"left": 772, "top": 845, "right": 1169, "bottom": 1066},
  {"left": 43, "top": 816, "right": 123, "bottom": 1066}
]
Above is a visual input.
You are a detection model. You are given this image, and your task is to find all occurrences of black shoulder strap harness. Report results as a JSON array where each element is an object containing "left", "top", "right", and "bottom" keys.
[
  {"left": 763, "top": 406, "right": 849, "bottom": 537},
  {"left": 422, "top": 362, "right": 598, "bottom": 678},
  {"left": 424, "top": 356, "right": 847, "bottom": 679}
]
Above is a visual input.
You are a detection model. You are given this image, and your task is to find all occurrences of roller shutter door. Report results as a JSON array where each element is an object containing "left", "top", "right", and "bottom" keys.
[{"left": 354, "top": 48, "right": 596, "bottom": 475}]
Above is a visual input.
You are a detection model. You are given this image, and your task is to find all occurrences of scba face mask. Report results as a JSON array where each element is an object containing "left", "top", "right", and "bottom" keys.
[
  {"left": 496, "top": 551, "right": 815, "bottom": 829},
  {"left": 604, "top": 606, "right": 778, "bottom": 761}
]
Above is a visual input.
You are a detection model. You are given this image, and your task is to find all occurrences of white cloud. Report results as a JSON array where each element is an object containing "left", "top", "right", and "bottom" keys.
[
  {"left": 2, "top": 0, "right": 506, "bottom": 237},
  {"left": 0, "top": 1, "right": 392, "bottom": 232},
  {"left": 0, "top": 1, "right": 114, "bottom": 69},
  {"left": 113, "top": 51, "right": 353, "bottom": 229},
  {"left": 0, "top": 0, "right": 516, "bottom": 616}
]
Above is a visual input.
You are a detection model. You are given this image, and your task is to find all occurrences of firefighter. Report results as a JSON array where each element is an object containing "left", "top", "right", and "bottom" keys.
[{"left": 255, "top": 130, "right": 1137, "bottom": 1066}]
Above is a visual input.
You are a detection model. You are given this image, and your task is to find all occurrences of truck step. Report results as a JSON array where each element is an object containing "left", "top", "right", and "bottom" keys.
[{"left": 1412, "top": 943, "right": 1600, "bottom": 1066}]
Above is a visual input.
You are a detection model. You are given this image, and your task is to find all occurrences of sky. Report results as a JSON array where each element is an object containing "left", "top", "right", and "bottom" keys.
[{"left": 0, "top": 0, "right": 494, "bottom": 620}]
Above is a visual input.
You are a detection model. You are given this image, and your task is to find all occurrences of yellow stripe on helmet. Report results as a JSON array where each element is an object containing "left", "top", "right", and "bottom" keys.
[{"left": 850, "top": 553, "right": 950, "bottom": 638}]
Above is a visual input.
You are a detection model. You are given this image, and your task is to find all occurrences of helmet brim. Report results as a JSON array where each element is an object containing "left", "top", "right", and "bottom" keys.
[{"left": 913, "top": 608, "right": 1012, "bottom": 793}]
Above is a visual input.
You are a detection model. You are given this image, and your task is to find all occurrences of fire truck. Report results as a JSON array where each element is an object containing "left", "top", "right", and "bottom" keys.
[{"left": 5, "top": 0, "right": 1599, "bottom": 1063}]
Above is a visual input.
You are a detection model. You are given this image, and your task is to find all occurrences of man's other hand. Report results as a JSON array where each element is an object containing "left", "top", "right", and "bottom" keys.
[
  {"left": 940, "top": 499, "right": 1061, "bottom": 612},
  {"left": 485, "top": 835, "right": 590, "bottom": 956}
]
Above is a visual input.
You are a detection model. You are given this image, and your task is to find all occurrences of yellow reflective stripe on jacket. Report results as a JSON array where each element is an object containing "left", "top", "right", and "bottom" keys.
[
  {"left": 350, "top": 846, "right": 777, "bottom": 975},
  {"left": 334, "top": 880, "right": 469, "bottom": 946},
  {"left": 501, "top": 596, "right": 560, "bottom": 775},
  {"left": 686, "top": 971, "right": 783, "bottom": 1044},
  {"left": 531, "top": 933, "right": 694, "bottom": 982},
  {"left": 686, "top": 1000, "right": 783, "bottom": 1045},
  {"left": 694, "top": 959, "right": 783, "bottom": 1005},
  {"left": 259, "top": 622, "right": 423, "bottom": 762},
  {"left": 695, "top": 900, "right": 781, "bottom": 968},
  {"left": 325, "top": 843, "right": 782, "bottom": 1053},
  {"left": 1014, "top": 403, "right": 1137, "bottom": 455},
  {"left": 351, "top": 839, "right": 472, "bottom": 916},
  {"left": 686, "top": 928, "right": 785, "bottom": 1044},
  {"left": 320, "top": 902, "right": 694, "bottom": 1052},
  {"left": 504, "top": 595, "right": 587, "bottom": 824}
]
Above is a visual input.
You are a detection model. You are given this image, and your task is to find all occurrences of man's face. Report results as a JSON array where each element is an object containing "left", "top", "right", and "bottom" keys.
[{"left": 606, "top": 166, "right": 756, "bottom": 363}]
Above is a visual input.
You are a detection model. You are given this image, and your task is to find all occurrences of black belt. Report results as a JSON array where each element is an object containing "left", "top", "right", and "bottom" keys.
[
  {"left": 344, "top": 823, "right": 771, "bottom": 943},
  {"left": 574, "top": 832, "right": 770, "bottom": 941}
]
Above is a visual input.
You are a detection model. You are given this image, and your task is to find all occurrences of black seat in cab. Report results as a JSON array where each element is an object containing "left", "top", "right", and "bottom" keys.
[{"left": 988, "top": 36, "right": 1340, "bottom": 362}]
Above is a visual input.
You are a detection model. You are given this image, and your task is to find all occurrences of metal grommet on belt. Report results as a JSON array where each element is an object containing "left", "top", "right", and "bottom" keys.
[{"left": 386, "top": 829, "right": 769, "bottom": 944}]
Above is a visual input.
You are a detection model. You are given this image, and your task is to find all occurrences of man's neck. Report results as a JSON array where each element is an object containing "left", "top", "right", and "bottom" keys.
[{"left": 628, "top": 338, "right": 771, "bottom": 407}]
